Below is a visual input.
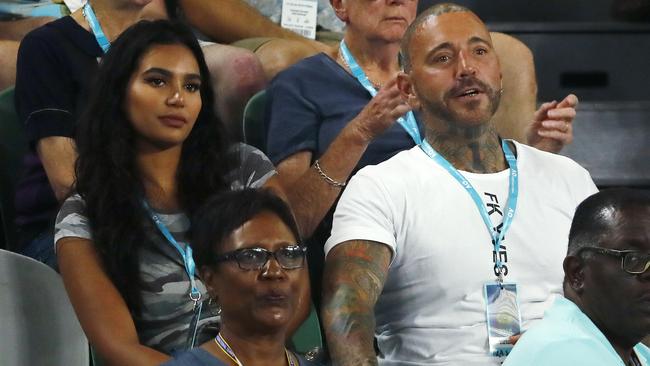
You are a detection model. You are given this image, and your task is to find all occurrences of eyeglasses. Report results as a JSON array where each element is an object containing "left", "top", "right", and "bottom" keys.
[
  {"left": 579, "top": 246, "right": 650, "bottom": 274},
  {"left": 214, "top": 245, "right": 307, "bottom": 271}
]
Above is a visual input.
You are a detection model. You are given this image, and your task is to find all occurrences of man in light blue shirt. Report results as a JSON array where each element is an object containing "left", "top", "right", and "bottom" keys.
[{"left": 504, "top": 188, "right": 650, "bottom": 366}]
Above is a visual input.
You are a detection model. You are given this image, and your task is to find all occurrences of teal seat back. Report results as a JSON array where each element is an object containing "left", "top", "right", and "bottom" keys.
[
  {"left": 0, "top": 87, "right": 27, "bottom": 250},
  {"left": 290, "top": 303, "right": 325, "bottom": 361},
  {"left": 242, "top": 90, "right": 267, "bottom": 152}
]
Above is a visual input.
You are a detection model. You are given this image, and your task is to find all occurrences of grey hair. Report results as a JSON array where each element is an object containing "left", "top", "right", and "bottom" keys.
[{"left": 400, "top": 3, "right": 472, "bottom": 72}]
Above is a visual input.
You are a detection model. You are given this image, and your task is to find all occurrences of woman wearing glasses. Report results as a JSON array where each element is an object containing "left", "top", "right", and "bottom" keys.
[
  {"left": 54, "top": 20, "right": 306, "bottom": 365},
  {"left": 164, "top": 189, "right": 318, "bottom": 365}
]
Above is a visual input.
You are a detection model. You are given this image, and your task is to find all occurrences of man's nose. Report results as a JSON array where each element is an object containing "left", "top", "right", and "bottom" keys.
[{"left": 457, "top": 50, "right": 477, "bottom": 78}]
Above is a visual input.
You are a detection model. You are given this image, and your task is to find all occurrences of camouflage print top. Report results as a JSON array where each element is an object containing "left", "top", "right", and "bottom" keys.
[{"left": 54, "top": 143, "right": 276, "bottom": 354}]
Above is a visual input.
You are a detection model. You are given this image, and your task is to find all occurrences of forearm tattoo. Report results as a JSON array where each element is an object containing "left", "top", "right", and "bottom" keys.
[{"left": 322, "top": 240, "right": 391, "bottom": 366}]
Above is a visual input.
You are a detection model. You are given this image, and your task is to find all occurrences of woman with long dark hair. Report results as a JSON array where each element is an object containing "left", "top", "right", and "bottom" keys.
[
  {"left": 14, "top": 0, "right": 153, "bottom": 269},
  {"left": 54, "top": 20, "right": 294, "bottom": 365}
]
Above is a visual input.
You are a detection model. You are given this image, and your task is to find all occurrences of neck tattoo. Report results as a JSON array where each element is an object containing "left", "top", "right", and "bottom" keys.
[{"left": 424, "top": 127, "right": 506, "bottom": 174}]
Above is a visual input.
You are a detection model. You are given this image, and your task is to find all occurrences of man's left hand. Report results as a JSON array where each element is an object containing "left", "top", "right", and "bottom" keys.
[{"left": 527, "top": 94, "right": 578, "bottom": 153}]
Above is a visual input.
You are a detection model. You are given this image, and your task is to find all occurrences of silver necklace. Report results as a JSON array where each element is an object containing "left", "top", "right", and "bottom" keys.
[{"left": 338, "top": 52, "right": 383, "bottom": 90}]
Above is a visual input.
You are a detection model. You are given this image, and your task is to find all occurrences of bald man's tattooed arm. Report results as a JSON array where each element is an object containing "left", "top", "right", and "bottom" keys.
[{"left": 321, "top": 240, "right": 392, "bottom": 366}]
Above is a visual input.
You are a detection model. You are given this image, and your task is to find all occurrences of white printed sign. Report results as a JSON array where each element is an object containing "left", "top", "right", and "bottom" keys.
[
  {"left": 64, "top": 0, "right": 85, "bottom": 13},
  {"left": 281, "top": 0, "right": 318, "bottom": 39}
]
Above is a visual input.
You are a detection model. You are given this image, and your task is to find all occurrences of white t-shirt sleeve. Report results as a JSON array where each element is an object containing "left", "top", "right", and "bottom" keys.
[
  {"left": 324, "top": 168, "right": 398, "bottom": 260},
  {"left": 572, "top": 164, "right": 599, "bottom": 204}
]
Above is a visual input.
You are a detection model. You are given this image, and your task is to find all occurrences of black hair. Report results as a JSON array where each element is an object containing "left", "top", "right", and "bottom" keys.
[
  {"left": 190, "top": 189, "right": 301, "bottom": 269},
  {"left": 568, "top": 188, "right": 650, "bottom": 256},
  {"left": 400, "top": 3, "right": 472, "bottom": 72},
  {"left": 163, "top": 0, "right": 180, "bottom": 20},
  {"left": 75, "top": 20, "right": 232, "bottom": 313}
]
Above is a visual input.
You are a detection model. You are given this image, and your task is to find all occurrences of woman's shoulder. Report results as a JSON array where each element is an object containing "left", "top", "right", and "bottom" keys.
[
  {"left": 226, "top": 143, "right": 276, "bottom": 189},
  {"left": 56, "top": 193, "right": 87, "bottom": 222},
  {"left": 54, "top": 193, "right": 91, "bottom": 243},
  {"left": 227, "top": 142, "right": 269, "bottom": 161}
]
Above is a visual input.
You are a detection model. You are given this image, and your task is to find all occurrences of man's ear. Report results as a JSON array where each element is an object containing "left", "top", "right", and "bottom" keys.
[
  {"left": 330, "top": 0, "right": 348, "bottom": 22},
  {"left": 397, "top": 71, "right": 421, "bottom": 110},
  {"left": 563, "top": 255, "right": 586, "bottom": 293}
]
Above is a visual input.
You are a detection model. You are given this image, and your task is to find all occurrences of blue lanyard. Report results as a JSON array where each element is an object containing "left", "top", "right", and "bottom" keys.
[
  {"left": 82, "top": 2, "right": 110, "bottom": 53},
  {"left": 419, "top": 139, "right": 519, "bottom": 282},
  {"left": 339, "top": 41, "right": 422, "bottom": 145},
  {"left": 143, "top": 201, "right": 202, "bottom": 303}
]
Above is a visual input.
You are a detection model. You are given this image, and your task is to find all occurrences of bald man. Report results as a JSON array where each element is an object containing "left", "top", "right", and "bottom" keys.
[{"left": 321, "top": 4, "right": 597, "bottom": 365}]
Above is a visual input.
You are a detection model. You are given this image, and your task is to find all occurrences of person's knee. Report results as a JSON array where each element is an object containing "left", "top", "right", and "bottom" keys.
[
  {"left": 256, "top": 39, "right": 321, "bottom": 79},
  {"left": 0, "top": 40, "right": 19, "bottom": 90},
  {"left": 202, "top": 44, "right": 266, "bottom": 139},
  {"left": 0, "top": 17, "right": 55, "bottom": 41},
  {"left": 225, "top": 49, "right": 267, "bottom": 97},
  {"left": 203, "top": 44, "right": 266, "bottom": 98}
]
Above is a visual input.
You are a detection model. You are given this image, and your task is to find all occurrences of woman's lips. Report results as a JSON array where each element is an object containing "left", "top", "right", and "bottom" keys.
[
  {"left": 259, "top": 290, "right": 290, "bottom": 306},
  {"left": 158, "top": 115, "right": 187, "bottom": 128}
]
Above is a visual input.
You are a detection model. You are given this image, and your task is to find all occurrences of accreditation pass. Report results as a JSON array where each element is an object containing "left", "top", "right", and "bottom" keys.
[
  {"left": 281, "top": 0, "right": 318, "bottom": 39},
  {"left": 483, "top": 283, "right": 522, "bottom": 358}
]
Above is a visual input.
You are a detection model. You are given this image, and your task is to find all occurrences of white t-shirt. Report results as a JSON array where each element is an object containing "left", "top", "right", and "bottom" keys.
[{"left": 325, "top": 141, "right": 598, "bottom": 366}]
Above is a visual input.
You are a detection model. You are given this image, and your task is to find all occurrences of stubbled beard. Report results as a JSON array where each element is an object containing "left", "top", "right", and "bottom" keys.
[{"left": 419, "top": 76, "right": 501, "bottom": 135}]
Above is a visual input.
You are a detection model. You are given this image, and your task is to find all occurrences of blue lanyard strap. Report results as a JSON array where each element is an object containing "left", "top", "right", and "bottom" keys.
[
  {"left": 143, "top": 200, "right": 201, "bottom": 302},
  {"left": 82, "top": 2, "right": 110, "bottom": 53},
  {"left": 339, "top": 41, "right": 422, "bottom": 145},
  {"left": 419, "top": 139, "right": 519, "bottom": 282}
]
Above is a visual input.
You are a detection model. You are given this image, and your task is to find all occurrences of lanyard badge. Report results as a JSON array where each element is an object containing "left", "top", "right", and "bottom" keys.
[
  {"left": 419, "top": 139, "right": 521, "bottom": 357},
  {"left": 82, "top": 2, "right": 110, "bottom": 53},
  {"left": 483, "top": 283, "right": 522, "bottom": 357},
  {"left": 339, "top": 41, "right": 422, "bottom": 145}
]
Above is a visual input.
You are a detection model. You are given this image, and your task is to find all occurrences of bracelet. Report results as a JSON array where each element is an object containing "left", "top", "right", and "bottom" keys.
[{"left": 313, "top": 160, "right": 346, "bottom": 188}]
